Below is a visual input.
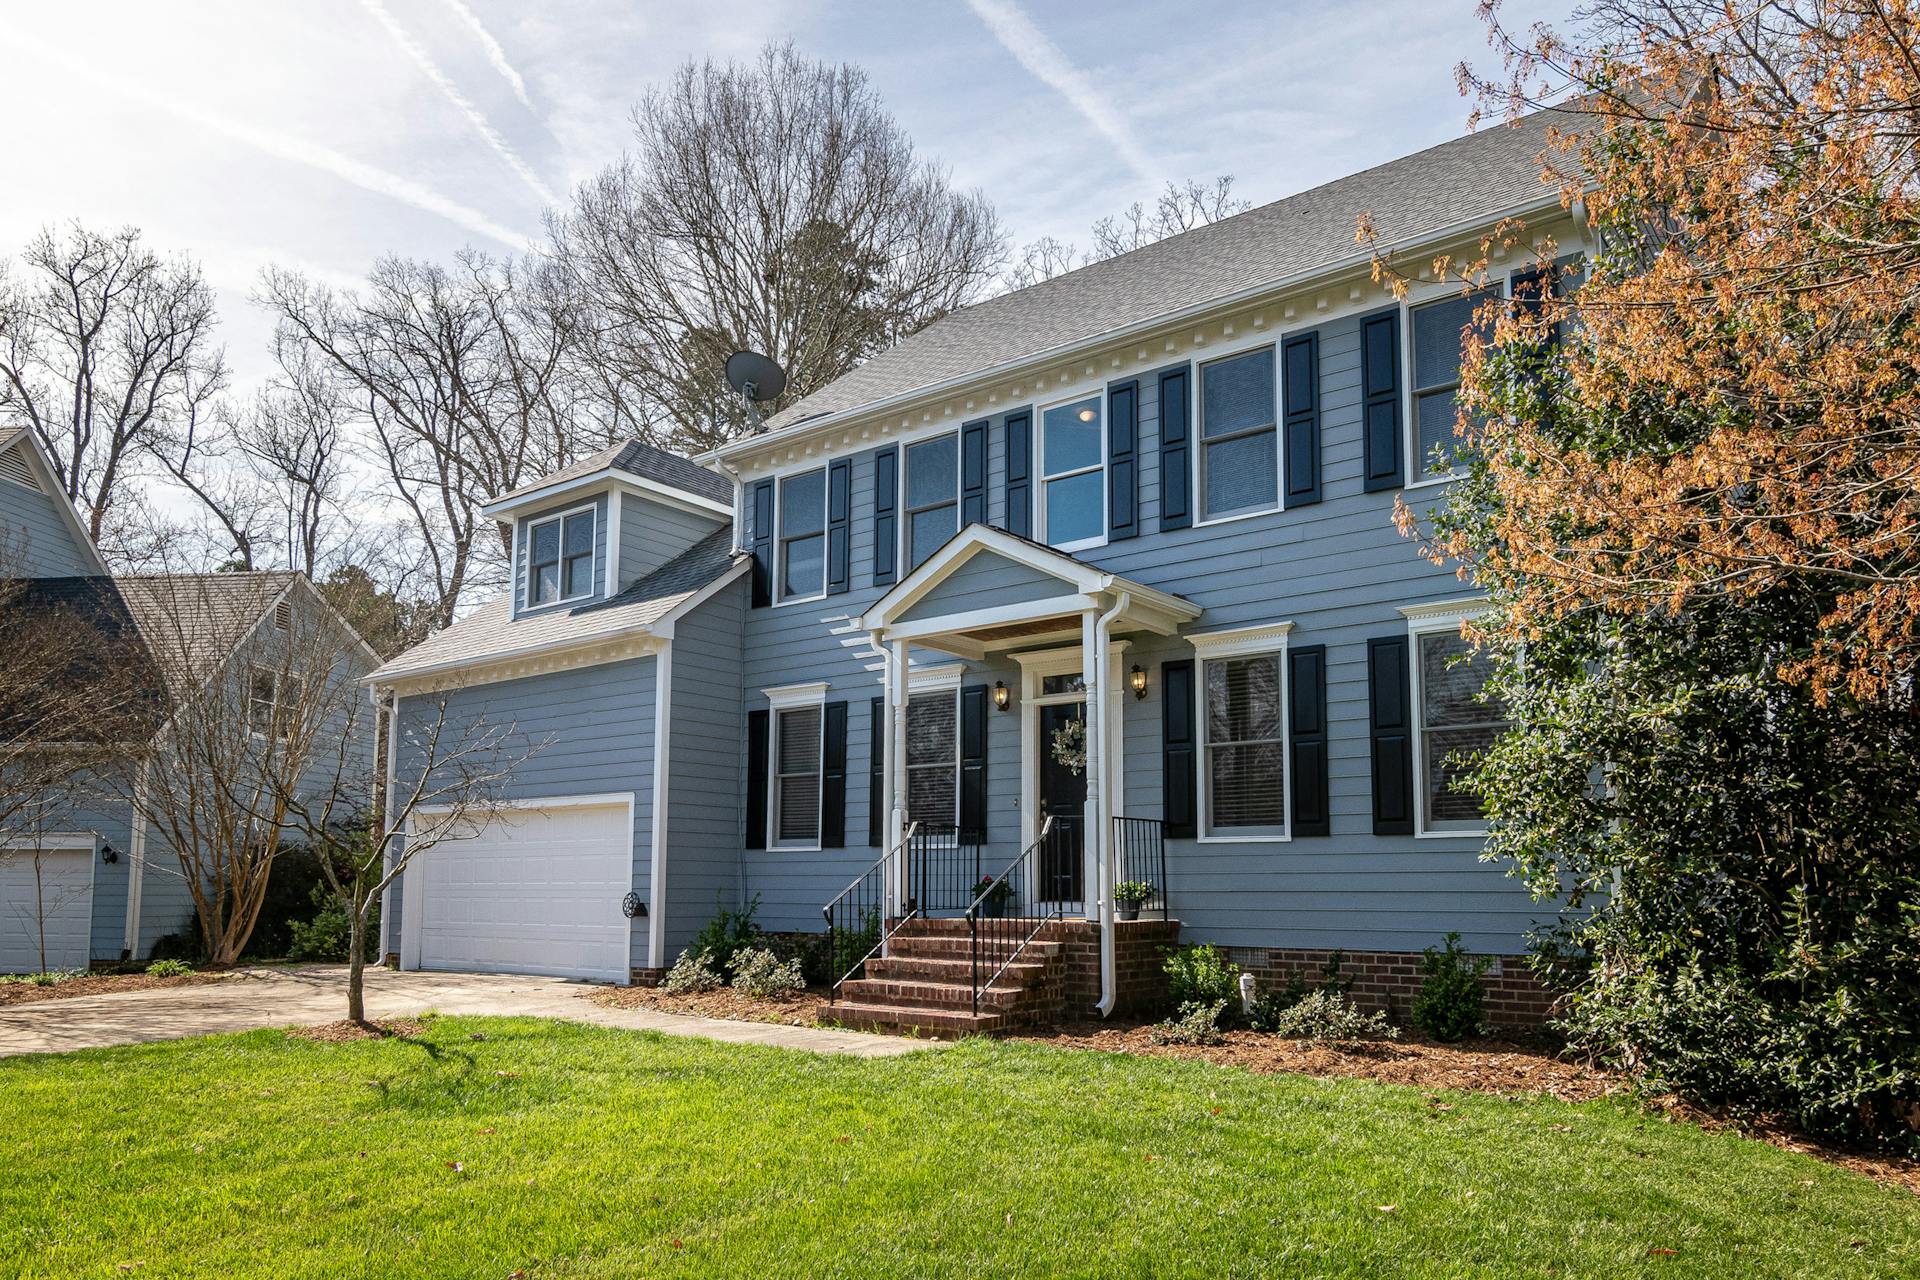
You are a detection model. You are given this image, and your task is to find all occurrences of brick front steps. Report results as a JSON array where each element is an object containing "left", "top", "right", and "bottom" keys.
[{"left": 820, "top": 918, "right": 1068, "bottom": 1036}]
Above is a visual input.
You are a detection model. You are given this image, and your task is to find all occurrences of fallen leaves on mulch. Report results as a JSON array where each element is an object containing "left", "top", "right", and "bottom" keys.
[
  {"left": 0, "top": 972, "right": 228, "bottom": 1006},
  {"left": 590, "top": 983, "right": 822, "bottom": 1027},
  {"left": 287, "top": 1018, "right": 427, "bottom": 1043}
]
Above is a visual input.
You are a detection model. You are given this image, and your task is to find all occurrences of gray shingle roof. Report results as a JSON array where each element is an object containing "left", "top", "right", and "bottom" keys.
[
  {"left": 491, "top": 439, "right": 733, "bottom": 508},
  {"left": 369, "top": 529, "right": 747, "bottom": 684},
  {"left": 761, "top": 108, "right": 1574, "bottom": 433},
  {"left": 114, "top": 571, "right": 300, "bottom": 697}
]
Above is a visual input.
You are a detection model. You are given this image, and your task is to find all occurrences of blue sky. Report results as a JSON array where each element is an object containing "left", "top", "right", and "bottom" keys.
[{"left": 0, "top": 0, "right": 1567, "bottom": 388}]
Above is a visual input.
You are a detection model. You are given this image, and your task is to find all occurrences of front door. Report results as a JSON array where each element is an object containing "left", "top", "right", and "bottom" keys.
[{"left": 1037, "top": 702, "right": 1087, "bottom": 904}]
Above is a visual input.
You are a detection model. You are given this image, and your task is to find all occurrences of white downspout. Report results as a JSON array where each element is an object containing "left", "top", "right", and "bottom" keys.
[
  {"left": 887, "top": 636, "right": 910, "bottom": 920},
  {"left": 379, "top": 687, "right": 401, "bottom": 965},
  {"left": 1093, "top": 591, "right": 1130, "bottom": 1017},
  {"left": 648, "top": 635, "right": 674, "bottom": 974}
]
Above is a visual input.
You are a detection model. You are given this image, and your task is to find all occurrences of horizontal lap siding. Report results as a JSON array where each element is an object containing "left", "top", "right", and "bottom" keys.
[
  {"left": 1, "top": 480, "right": 95, "bottom": 576},
  {"left": 896, "top": 553, "right": 1065, "bottom": 622},
  {"left": 511, "top": 493, "right": 609, "bottom": 621},
  {"left": 621, "top": 494, "right": 726, "bottom": 588},
  {"left": 665, "top": 581, "right": 746, "bottom": 958},
  {"left": 387, "top": 656, "right": 656, "bottom": 966}
]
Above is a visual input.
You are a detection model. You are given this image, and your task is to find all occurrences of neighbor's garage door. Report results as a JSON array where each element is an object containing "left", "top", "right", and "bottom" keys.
[
  {"left": 411, "top": 802, "right": 631, "bottom": 983},
  {"left": 0, "top": 848, "right": 92, "bottom": 974}
]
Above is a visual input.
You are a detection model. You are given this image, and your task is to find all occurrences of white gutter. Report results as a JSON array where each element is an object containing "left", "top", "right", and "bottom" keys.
[
  {"left": 1093, "top": 590, "right": 1130, "bottom": 1017},
  {"left": 646, "top": 634, "right": 674, "bottom": 972}
]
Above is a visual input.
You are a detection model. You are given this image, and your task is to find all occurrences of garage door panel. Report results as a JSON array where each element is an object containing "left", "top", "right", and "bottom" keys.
[
  {"left": 411, "top": 802, "right": 631, "bottom": 983},
  {"left": 0, "top": 849, "right": 93, "bottom": 973}
]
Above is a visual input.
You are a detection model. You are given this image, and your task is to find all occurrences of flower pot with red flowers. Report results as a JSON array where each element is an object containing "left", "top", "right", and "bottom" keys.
[{"left": 972, "top": 874, "right": 1014, "bottom": 918}]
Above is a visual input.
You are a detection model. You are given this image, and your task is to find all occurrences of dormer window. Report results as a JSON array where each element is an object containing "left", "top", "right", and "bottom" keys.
[{"left": 527, "top": 507, "right": 595, "bottom": 609}]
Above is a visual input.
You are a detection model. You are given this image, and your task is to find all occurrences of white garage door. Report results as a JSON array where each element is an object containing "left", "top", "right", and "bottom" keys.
[
  {"left": 409, "top": 801, "right": 632, "bottom": 983},
  {"left": 0, "top": 848, "right": 93, "bottom": 974}
]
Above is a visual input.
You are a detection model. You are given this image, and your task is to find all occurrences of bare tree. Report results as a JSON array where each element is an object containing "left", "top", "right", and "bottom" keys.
[
  {"left": 258, "top": 251, "right": 606, "bottom": 627},
  {"left": 1002, "top": 236, "right": 1082, "bottom": 290},
  {"left": 547, "top": 41, "right": 1006, "bottom": 452},
  {"left": 1090, "top": 176, "right": 1252, "bottom": 258},
  {"left": 0, "top": 223, "right": 227, "bottom": 541}
]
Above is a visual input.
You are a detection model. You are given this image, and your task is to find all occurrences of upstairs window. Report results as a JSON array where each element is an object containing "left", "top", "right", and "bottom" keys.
[
  {"left": 778, "top": 468, "right": 826, "bottom": 602},
  {"left": 1410, "top": 287, "right": 1496, "bottom": 481},
  {"left": 1199, "top": 347, "right": 1279, "bottom": 520},
  {"left": 1039, "top": 395, "right": 1104, "bottom": 549},
  {"left": 248, "top": 668, "right": 279, "bottom": 737},
  {"left": 527, "top": 508, "right": 595, "bottom": 608},
  {"left": 905, "top": 434, "right": 958, "bottom": 570},
  {"left": 1201, "top": 651, "right": 1286, "bottom": 838},
  {"left": 1414, "top": 628, "right": 1512, "bottom": 834}
]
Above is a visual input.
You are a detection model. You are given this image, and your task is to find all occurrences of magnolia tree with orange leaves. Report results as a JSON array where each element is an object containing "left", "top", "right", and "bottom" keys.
[{"left": 1376, "top": 0, "right": 1920, "bottom": 1150}]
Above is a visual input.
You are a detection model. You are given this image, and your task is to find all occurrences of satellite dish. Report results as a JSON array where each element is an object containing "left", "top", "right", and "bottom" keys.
[{"left": 725, "top": 350, "right": 788, "bottom": 403}]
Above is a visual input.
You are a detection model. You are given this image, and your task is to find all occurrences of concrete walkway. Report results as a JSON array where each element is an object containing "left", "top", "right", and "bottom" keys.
[{"left": 0, "top": 966, "right": 932, "bottom": 1060}]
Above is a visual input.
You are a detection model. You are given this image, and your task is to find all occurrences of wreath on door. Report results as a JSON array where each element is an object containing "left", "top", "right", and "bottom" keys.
[{"left": 1050, "top": 715, "right": 1087, "bottom": 777}]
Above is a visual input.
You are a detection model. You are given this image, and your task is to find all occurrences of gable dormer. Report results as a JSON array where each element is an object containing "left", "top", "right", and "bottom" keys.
[{"left": 483, "top": 440, "right": 733, "bottom": 619}]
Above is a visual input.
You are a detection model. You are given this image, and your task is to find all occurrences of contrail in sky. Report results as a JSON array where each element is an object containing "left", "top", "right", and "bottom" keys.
[{"left": 438, "top": 0, "right": 535, "bottom": 113}]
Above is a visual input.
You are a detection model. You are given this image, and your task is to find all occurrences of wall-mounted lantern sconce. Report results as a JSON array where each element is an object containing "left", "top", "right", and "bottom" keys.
[
  {"left": 1129, "top": 665, "right": 1148, "bottom": 700},
  {"left": 621, "top": 892, "right": 647, "bottom": 919},
  {"left": 99, "top": 843, "right": 119, "bottom": 865},
  {"left": 993, "top": 680, "right": 1011, "bottom": 711}
]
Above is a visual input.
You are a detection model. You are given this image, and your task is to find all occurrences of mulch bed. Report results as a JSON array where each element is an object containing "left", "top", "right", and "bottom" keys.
[
  {"left": 287, "top": 1018, "right": 427, "bottom": 1043},
  {"left": 0, "top": 972, "right": 227, "bottom": 1007},
  {"left": 590, "top": 983, "right": 823, "bottom": 1027}
]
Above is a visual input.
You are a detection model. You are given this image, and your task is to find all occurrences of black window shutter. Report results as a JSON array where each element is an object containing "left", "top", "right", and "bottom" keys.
[
  {"left": 821, "top": 700, "right": 848, "bottom": 848},
  {"left": 872, "top": 445, "right": 899, "bottom": 587},
  {"left": 961, "top": 419, "right": 988, "bottom": 527},
  {"left": 1282, "top": 333, "right": 1321, "bottom": 506},
  {"left": 1361, "top": 313, "right": 1403, "bottom": 492},
  {"left": 1107, "top": 380, "right": 1138, "bottom": 540},
  {"left": 1161, "top": 658, "right": 1196, "bottom": 837},
  {"left": 749, "top": 479, "right": 774, "bottom": 608},
  {"left": 745, "top": 708, "right": 769, "bottom": 849},
  {"left": 867, "top": 696, "right": 885, "bottom": 847},
  {"left": 1158, "top": 367, "right": 1192, "bottom": 531},
  {"left": 1368, "top": 636, "right": 1414, "bottom": 835},
  {"left": 1002, "top": 410, "right": 1032, "bottom": 537},
  {"left": 959, "top": 683, "right": 989, "bottom": 843},
  {"left": 1288, "top": 644, "right": 1330, "bottom": 836},
  {"left": 825, "top": 458, "right": 852, "bottom": 595}
]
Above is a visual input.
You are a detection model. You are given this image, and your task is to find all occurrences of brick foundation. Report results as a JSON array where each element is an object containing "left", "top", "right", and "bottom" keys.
[
  {"left": 1226, "top": 946, "right": 1555, "bottom": 1028},
  {"left": 1048, "top": 918, "right": 1182, "bottom": 1018},
  {"left": 629, "top": 967, "right": 665, "bottom": 987}
]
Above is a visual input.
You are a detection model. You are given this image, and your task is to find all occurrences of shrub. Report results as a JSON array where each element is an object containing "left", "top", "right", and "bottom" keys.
[
  {"left": 662, "top": 948, "right": 723, "bottom": 994},
  {"left": 1262, "top": 990, "right": 1399, "bottom": 1042},
  {"left": 144, "top": 959, "right": 194, "bottom": 978},
  {"left": 826, "top": 907, "right": 881, "bottom": 983},
  {"left": 1412, "top": 932, "right": 1491, "bottom": 1042},
  {"left": 730, "top": 947, "right": 807, "bottom": 998},
  {"left": 690, "top": 894, "right": 764, "bottom": 979},
  {"left": 1149, "top": 1000, "right": 1227, "bottom": 1046},
  {"left": 1164, "top": 943, "right": 1239, "bottom": 1012},
  {"left": 147, "top": 925, "right": 204, "bottom": 964},
  {"left": 1247, "top": 951, "right": 1350, "bottom": 1032}
]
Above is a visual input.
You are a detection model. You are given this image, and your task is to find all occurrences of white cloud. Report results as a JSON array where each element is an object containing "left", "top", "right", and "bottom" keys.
[
  {"left": 962, "top": 0, "right": 1159, "bottom": 186},
  {"left": 0, "top": 22, "right": 534, "bottom": 251},
  {"left": 356, "top": 0, "right": 560, "bottom": 208},
  {"left": 438, "top": 0, "right": 536, "bottom": 112}
]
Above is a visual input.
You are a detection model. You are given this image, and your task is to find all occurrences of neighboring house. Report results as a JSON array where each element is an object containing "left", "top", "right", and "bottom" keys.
[
  {"left": 0, "top": 428, "right": 378, "bottom": 971},
  {"left": 371, "top": 109, "right": 1580, "bottom": 1028}
]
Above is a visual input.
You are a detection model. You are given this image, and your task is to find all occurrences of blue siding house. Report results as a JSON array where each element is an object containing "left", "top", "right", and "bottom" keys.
[{"left": 372, "top": 110, "right": 1581, "bottom": 1027}]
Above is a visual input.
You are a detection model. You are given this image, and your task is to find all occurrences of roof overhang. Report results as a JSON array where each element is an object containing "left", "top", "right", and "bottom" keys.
[
  {"left": 481, "top": 467, "right": 733, "bottom": 524},
  {"left": 860, "top": 524, "right": 1200, "bottom": 660}
]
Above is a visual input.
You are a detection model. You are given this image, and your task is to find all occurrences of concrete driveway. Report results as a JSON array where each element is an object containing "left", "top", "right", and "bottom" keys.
[{"left": 0, "top": 966, "right": 928, "bottom": 1060}]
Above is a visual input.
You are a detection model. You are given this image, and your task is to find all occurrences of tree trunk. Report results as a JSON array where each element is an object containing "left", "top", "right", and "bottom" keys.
[{"left": 347, "top": 906, "right": 366, "bottom": 1025}]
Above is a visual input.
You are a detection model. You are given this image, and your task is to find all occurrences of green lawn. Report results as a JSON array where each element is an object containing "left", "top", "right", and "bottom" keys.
[{"left": 1, "top": 1018, "right": 1914, "bottom": 1279}]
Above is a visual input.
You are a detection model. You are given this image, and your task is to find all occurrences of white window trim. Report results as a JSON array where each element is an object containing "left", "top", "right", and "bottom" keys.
[
  {"left": 773, "top": 466, "right": 829, "bottom": 608},
  {"left": 1189, "top": 621, "right": 1294, "bottom": 843},
  {"left": 523, "top": 502, "right": 598, "bottom": 612},
  {"left": 1194, "top": 344, "right": 1284, "bottom": 526},
  {"left": 1036, "top": 391, "right": 1108, "bottom": 554},
  {"left": 903, "top": 680, "right": 962, "bottom": 831},
  {"left": 1403, "top": 276, "right": 1511, "bottom": 492},
  {"left": 1400, "top": 597, "right": 1497, "bottom": 838},
  {"left": 764, "top": 682, "right": 829, "bottom": 852},
  {"left": 247, "top": 665, "right": 280, "bottom": 741},
  {"left": 900, "top": 431, "right": 962, "bottom": 576}
]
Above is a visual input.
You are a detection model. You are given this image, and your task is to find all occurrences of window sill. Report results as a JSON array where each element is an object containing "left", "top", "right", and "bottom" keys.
[
  {"left": 520, "top": 592, "right": 594, "bottom": 617},
  {"left": 1196, "top": 832, "right": 1292, "bottom": 844},
  {"left": 1403, "top": 473, "right": 1463, "bottom": 492},
  {"left": 1046, "top": 534, "right": 1108, "bottom": 554},
  {"left": 1414, "top": 828, "right": 1488, "bottom": 840},
  {"left": 771, "top": 843, "right": 823, "bottom": 854},
  {"left": 773, "top": 591, "right": 827, "bottom": 609},
  {"left": 1194, "top": 505, "right": 1281, "bottom": 531}
]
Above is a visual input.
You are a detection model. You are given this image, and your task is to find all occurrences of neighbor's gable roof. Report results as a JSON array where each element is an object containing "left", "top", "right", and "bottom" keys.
[
  {"left": 486, "top": 439, "right": 734, "bottom": 513},
  {"left": 114, "top": 571, "right": 303, "bottom": 697},
  {"left": 0, "top": 426, "right": 113, "bottom": 578},
  {"left": 749, "top": 107, "right": 1575, "bottom": 440},
  {"left": 368, "top": 528, "right": 748, "bottom": 686}
]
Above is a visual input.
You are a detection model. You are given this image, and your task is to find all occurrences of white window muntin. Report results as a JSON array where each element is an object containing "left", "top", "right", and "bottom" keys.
[
  {"left": 248, "top": 666, "right": 279, "bottom": 738},
  {"left": 1401, "top": 599, "right": 1507, "bottom": 837},
  {"left": 524, "top": 503, "right": 597, "bottom": 610},
  {"left": 764, "top": 681, "right": 828, "bottom": 851},
  {"left": 775, "top": 467, "right": 827, "bottom": 605},
  {"left": 903, "top": 663, "right": 964, "bottom": 831},
  {"left": 1037, "top": 392, "right": 1106, "bottom": 552},
  {"left": 1188, "top": 622, "right": 1293, "bottom": 843},
  {"left": 902, "top": 432, "right": 960, "bottom": 573},
  {"left": 1403, "top": 276, "right": 1507, "bottom": 490},
  {"left": 1195, "top": 344, "right": 1281, "bottom": 524}
]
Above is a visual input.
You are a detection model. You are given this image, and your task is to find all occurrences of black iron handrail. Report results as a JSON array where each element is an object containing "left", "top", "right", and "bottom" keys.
[
  {"left": 822, "top": 820, "right": 918, "bottom": 1002},
  {"left": 964, "top": 816, "right": 1061, "bottom": 1016},
  {"left": 1112, "top": 815, "right": 1170, "bottom": 920}
]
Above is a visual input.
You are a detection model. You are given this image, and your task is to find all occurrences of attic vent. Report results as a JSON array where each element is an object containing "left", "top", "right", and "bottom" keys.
[
  {"left": 0, "top": 445, "right": 38, "bottom": 492},
  {"left": 274, "top": 597, "right": 293, "bottom": 630}
]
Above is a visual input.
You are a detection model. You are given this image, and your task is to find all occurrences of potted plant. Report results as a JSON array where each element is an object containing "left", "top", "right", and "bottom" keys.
[
  {"left": 972, "top": 874, "right": 1014, "bottom": 918},
  {"left": 1114, "top": 880, "right": 1155, "bottom": 922}
]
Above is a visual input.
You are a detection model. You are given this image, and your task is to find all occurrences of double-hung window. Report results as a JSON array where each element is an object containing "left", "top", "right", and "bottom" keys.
[
  {"left": 905, "top": 689, "right": 959, "bottom": 829},
  {"left": 1191, "top": 623, "right": 1292, "bottom": 840},
  {"left": 1198, "top": 346, "right": 1279, "bottom": 521},
  {"left": 778, "top": 468, "right": 826, "bottom": 602},
  {"left": 772, "top": 701, "right": 824, "bottom": 848},
  {"left": 904, "top": 434, "right": 959, "bottom": 570},
  {"left": 1409, "top": 286, "right": 1497, "bottom": 481},
  {"left": 1039, "top": 394, "right": 1104, "bottom": 549},
  {"left": 248, "top": 668, "right": 278, "bottom": 738},
  {"left": 1413, "top": 624, "right": 1512, "bottom": 834},
  {"left": 526, "top": 508, "right": 595, "bottom": 608}
]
